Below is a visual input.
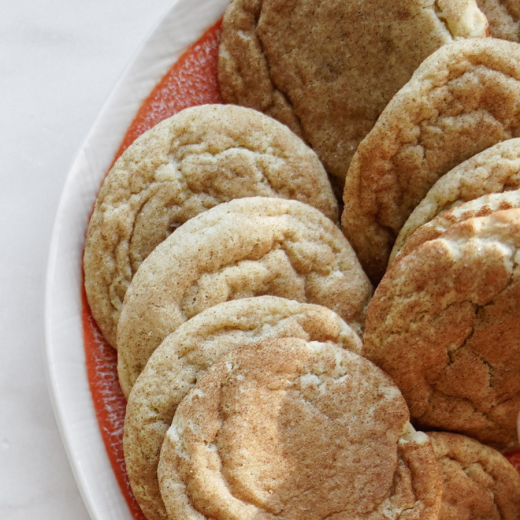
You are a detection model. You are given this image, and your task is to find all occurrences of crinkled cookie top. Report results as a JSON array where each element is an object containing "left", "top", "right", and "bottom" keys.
[
  {"left": 428, "top": 432, "right": 520, "bottom": 520},
  {"left": 84, "top": 104, "right": 337, "bottom": 347},
  {"left": 391, "top": 190, "right": 520, "bottom": 264},
  {"left": 116, "top": 197, "right": 371, "bottom": 398},
  {"left": 392, "top": 139, "right": 520, "bottom": 263},
  {"left": 158, "top": 338, "right": 442, "bottom": 520},
  {"left": 364, "top": 209, "right": 520, "bottom": 449},
  {"left": 342, "top": 39, "right": 520, "bottom": 283},
  {"left": 219, "top": 0, "right": 488, "bottom": 193},
  {"left": 476, "top": 0, "right": 520, "bottom": 41},
  {"left": 124, "top": 296, "right": 361, "bottom": 520}
]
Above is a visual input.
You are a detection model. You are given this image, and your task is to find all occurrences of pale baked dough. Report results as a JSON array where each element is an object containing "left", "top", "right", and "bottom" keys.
[
  {"left": 117, "top": 197, "right": 372, "bottom": 398},
  {"left": 124, "top": 296, "right": 361, "bottom": 520},
  {"left": 342, "top": 39, "right": 520, "bottom": 283},
  {"left": 477, "top": 0, "right": 520, "bottom": 41},
  {"left": 158, "top": 338, "right": 442, "bottom": 520},
  {"left": 219, "top": 0, "right": 488, "bottom": 193},
  {"left": 391, "top": 139, "right": 520, "bottom": 263},
  {"left": 392, "top": 190, "right": 520, "bottom": 264},
  {"left": 364, "top": 209, "right": 520, "bottom": 449},
  {"left": 428, "top": 432, "right": 520, "bottom": 519},
  {"left": 84, "top": 104, "right": 337, "bottom": 347}
]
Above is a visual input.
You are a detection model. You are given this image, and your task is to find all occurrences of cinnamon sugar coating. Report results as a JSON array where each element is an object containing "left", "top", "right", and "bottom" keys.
[{"left": 158, "top": 338, "right": 442, "bottom": 520}]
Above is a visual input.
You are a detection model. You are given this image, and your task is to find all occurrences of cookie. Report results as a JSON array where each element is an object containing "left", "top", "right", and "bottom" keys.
[
  {"left": 124, "top": 296, "right": 362, "bottom": 520},
  {"left": 364, "top": 209, "right": 520, "bottom": 449},
  {"left": 117, "top": 197, "right": 372, "bottom": 398},
  {"left": 158, "top": 338, "right": 442, "bottom": 520},
  {"left": 391, "top": 139, "right": 520, "bottom": 263},
  {"left": 218, "top": 0, "right": 488, "bottom": 193},
  {"left": 391, "top": 190, "right": 520, "bottom": 264},
  {"left": 84, "top": 104, "right": 338, "bottom": 347},
  {"left": 342, "top": 39, "right": 520, "bottom": 283},
  {"left": 428, "top": 432, "right": 520, "bottom": 519},
  {"left": 477, "top": 0, "right": 520, "bottom": 41}
]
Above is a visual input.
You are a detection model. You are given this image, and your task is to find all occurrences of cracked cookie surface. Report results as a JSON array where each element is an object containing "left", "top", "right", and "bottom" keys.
[
  {"left": 158, "top": 338, "right": 442, "bottom": 520},
  {"left": 364, "top": 209, "right": 520, "bottom": 449},
  {"left": 218, "top": 0, "right": 488, "bottom": 194},
  {"left": 116, "top": 197, "right": 372, "bottom": 398},
  {"left": 124, "top": 296, "right": 362, "bottom": 520},
  {"left": 391, "top": 190, "right": 520, "bottom": 264},
  {"left": 391, "top": 139, "right": 520, "bottom": 263},
  {"left": 83, "top": 104, "right": 337, "bottom": 347},
  {"left": 477, "top": 0, "right": 520, "bottom": 41},
  {"left": 342, "top": 39, "right": 520, "bottom": 283},
  {"left": 428, "top": 432, "right": 520, "bottom": 520}
]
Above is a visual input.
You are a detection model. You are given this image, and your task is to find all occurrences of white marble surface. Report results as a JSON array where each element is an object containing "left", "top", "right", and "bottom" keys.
[{"left": 0, "top": 1, "right": 173, "bottom": 518}]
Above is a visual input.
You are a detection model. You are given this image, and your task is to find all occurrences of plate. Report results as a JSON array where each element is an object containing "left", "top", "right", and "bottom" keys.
[
  {"left": 44, "top": 2, "right": 520, "bottom": 519},
  {"left": 44, "top": 1, "right": 228, "bottom": 518}
]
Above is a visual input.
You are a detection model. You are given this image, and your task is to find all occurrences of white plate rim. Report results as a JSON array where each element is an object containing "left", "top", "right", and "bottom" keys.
[{"left": 43, "top": 1, "right": 228, "bottom": 518}]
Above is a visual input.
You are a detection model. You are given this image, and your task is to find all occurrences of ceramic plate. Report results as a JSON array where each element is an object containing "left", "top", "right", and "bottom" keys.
[
  {"left": 45, "top": 2, "right": 520, "bottom": 519},
  {"left": 44, "top": 1, "right": 228, "bottom": 518}
]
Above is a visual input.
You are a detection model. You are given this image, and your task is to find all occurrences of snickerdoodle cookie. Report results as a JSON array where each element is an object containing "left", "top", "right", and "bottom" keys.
[
  {"left": 117, "top": 197, "right": 371, "bottom": 398},
  {"left": 125, "top": 297, "right": 361, "bottom": 520},
  {"left": 477, "top": 0, "right": 520, "bottom": 41},
  {"left": 364, "top": 209, "right": 520, "bottom": 449},
  {"left": 391, "top": 139, "right": 520, "bottom": 263},
  {"left": 158, "top": 338, "right": 442, "bottom": 520},
  {"left": 391, "top": 190, "right": 520, "bottom": 264},
  {"left": 342, "top": 39, "right": 520, "bottom": 283},
  {"left": 84, "top": 104, "right": 337, "bottom": 347},
  {"left": 219, "top": 0, "right": 487, "bottom": 193},
  {"left": 428, "top": 432, "right": 520, "bottom": 519}
]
